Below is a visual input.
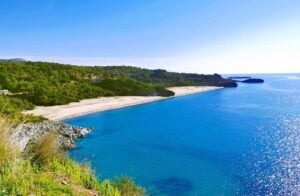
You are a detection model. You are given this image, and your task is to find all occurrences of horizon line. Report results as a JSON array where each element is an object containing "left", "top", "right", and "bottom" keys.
[{"left": 1, "top": 56, "right": 300, "bottom": 75}]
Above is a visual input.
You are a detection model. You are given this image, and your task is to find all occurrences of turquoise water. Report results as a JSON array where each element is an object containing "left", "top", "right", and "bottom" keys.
[{"left": 66, "top": 74, "right": 300, "bottom": 195}]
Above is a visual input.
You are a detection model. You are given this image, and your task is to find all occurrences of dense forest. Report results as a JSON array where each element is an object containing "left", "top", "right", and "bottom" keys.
[
  {"left": 0, "top": 61, "right": 236, "bottom": 120},
  {"left": 102, "top": 66, "right": 237, "bottom": 87},
  {"left": 0, "top": 62, "right": 176, "bottom": 106}
]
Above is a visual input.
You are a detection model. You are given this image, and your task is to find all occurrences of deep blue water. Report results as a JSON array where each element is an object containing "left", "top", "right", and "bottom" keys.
[{"left": 66, "top": 74, "right": 300, "bottom": 195}]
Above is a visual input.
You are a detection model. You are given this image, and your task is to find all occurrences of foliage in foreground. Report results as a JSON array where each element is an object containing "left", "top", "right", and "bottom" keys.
[
  {"left": 0, "top": 96, "right": 45, "bottom": 124},
  {"left": 0, "top": 118, "right": 145, "bottom": 195}
]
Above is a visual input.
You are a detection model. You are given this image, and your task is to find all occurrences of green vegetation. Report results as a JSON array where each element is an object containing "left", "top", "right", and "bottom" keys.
[
  {"left": 0, "top": 61, "right": 175, "bottom": 121},
  {"left": 0, "top": 96, "right": 45, "bottom": 123},
  {"left": 97, "top": 78, "right": 174, "bottom": 96},
  {"left": 0, "top": 61, "right": 233, "bottom": 120},
  {"left": 0, "top": 61, "right": 176, "bottom": 106},
  {"left": 113, "top": 177, "right": 146, "bottom": 196},
  {"left": 0, "top": 118, "right": 145, "bottom": 195},
  {"left": 101, "top": 66, "right": 229, "bottom": 86}
]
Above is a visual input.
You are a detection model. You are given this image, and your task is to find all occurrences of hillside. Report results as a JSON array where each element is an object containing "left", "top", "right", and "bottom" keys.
[
  {"left": 0, "top": 61, "right": 236, "bottom": 121},
  {"left": 102, "top": 66, "right": 237, "bottom": 87}
]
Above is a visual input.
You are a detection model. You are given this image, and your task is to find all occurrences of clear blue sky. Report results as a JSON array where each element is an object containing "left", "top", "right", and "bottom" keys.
[{"left": 1, "top": 0, "right": 299, "bottom": 73}]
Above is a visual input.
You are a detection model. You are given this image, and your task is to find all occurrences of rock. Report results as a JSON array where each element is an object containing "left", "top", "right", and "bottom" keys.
[
  {"left": 218, "top": 80, "right": 238, "bottom": 87},
  {"left": 227, "top": 76, "right": 264, "bottom": 84},
  {"left": 12, "top": 120, "right": 91, "bottom": 151},
  {"left": 241, "top": 78, "right": 264, "bottom": 83},
  {"left": 209, "top": 74, "right": 238, "bottom": 87},
  {"left": 228, "top": 76, "right": 251, "bottom": 80}
]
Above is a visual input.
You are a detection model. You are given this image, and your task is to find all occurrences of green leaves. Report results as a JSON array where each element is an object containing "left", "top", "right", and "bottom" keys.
[{"left": 97, "top": 78, "right": 174, "bottom": 97}]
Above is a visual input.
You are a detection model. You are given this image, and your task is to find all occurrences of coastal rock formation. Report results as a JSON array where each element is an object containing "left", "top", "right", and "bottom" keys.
[
  {"left": 241, "top": 78, "right": 264, "bottom": 83},
  {"left": 12, "top": 120, "right": 91, "bottom": 151},
  {"left": 206, "top": 74, "right": 238, "bottom": 87},
  {"left": 227, "top": 76, "right": 264, "bottom": 83},
  {"left": 228, "top": 76, "right": 251, "bottom": 80}
]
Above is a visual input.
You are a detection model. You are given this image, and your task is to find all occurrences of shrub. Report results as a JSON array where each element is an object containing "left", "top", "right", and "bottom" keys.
[
  {"left": 97, "top": 78, "right": 174, "bottom": 97},
  {"left": 0, "top": 96, "right": 45, "bottom": 124},
  {"left": 0, "top": 159, "right": 73, "bottom": 195},
  {"left": 30, "top": 132, "right": 63, "bottom": 166},
  {"left": 0, "top": 118, "right": 18, "bottom": 166},
  {"left": 113, "top": 176, "right": 145, "bottom": 196}
]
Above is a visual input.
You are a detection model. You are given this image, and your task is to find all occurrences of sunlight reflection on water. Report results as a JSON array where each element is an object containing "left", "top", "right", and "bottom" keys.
[
  {"left": 249, "top": 114, "right": 300, "bottom": 195},
  {"left": 68, "top": 74, "right": 300, "bottom": 195}
]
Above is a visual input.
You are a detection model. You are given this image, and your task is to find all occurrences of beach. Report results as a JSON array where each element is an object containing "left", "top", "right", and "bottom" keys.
[{"left": 25, "top": 86, "right": 222, "bottom": 121}]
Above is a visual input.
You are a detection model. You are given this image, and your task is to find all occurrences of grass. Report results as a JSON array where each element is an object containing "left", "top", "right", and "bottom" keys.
[
  {"left": 113, "top": 177, "right": 145, "bottom": 196},
  {"left": 30, "top": 132, "right": 63, "bottom": 165},
  {"left": 0, "top": 96, "right": 46, "bottom": 124},
  {"left": 0, "top": 160, "right": 73, "bottom": 195},
  {"left": 0, "top": 118, "right": 18, "bottom": 166},
  {"left": 0, "top": 117, "right": 145, "bottom": 195}
]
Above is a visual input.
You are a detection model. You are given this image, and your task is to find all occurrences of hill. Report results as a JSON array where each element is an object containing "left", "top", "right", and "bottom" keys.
[
  {"left": 0, "top": 58, "right": 26, "bottom": 62},
  {"left": 0, "top": 61, "right": 236, "bottom": 121},
  {"left": 102, "top": 66, "right": 237, "bottom": 87}
]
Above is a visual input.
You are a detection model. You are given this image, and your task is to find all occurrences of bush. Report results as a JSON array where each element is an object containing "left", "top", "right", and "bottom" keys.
[
  {"left": 0, "top": 96, "right": 44, "bottom": 124},
  {"left": 0, "top": 160, "right": 73, "bottom": 195},
  {"left": 0, "top": 118, "right": 18, "bottom": 166},
  {"left": 30, "top": 132, "right": 63, "bottom": 166},
  {"left": 113, "top": 176, "right": 145, "bottom": 196},
  {"left": 97, "top": 78, "right": 174, "bottom": 97}
]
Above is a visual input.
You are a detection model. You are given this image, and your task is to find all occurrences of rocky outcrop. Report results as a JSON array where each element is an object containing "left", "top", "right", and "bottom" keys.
[
  {"left": 241, "top": 78, "right": 264, "bottom": 83},
  {"left": 228, "top": 76, "right": 264, "bottom": 83},
  {"left": 228, "top": 76, "right": 251, "bottom": 80},
  {"left": 12, "top": 121, "right": 91, "bottom": 151},
  {"left": 216, "top": 79, "right": 238, "bottom": 87},
  {"left": 204, "top": 74, "right": 238, "bottom": 87}
]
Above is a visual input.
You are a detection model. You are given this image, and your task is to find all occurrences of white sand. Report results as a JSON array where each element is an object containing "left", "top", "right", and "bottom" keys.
[{"left": 24, "top": 86, "right": 222, "bottom": 121}]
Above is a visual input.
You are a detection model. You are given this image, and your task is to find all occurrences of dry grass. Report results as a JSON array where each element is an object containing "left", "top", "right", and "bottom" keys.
[
  {"left": 0, "top": 117, "right": 18, "bottom": 165},
  {"left": 31, "top": 131, "right": 63, "bottom": 165}
]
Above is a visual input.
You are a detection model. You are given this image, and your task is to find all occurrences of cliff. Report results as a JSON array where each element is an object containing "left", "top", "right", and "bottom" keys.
[{"left": 12, "top": 121, "right": 91, "bottom": 151}]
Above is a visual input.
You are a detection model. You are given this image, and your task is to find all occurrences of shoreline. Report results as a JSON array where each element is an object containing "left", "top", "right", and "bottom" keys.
[{"left": 24, "top": 86, "right": 222, "bottom": 121}]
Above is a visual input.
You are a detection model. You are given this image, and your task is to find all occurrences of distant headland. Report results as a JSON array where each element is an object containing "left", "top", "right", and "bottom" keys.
[
  {"left": 0, "top": 58, "right": 26, "bottom": 62},
  {"left": 228, "top": 76, "right": 264, "bottom": 83}
]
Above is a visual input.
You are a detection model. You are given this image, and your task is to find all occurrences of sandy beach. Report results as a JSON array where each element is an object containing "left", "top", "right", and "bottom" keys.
[{"left": 25, "top": 86, "right": 222, "bottom": 121}]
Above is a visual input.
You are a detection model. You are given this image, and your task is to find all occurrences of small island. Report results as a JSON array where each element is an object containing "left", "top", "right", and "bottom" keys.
[{"left": 228, "top": 76, "right": 264, "bottom": 83}]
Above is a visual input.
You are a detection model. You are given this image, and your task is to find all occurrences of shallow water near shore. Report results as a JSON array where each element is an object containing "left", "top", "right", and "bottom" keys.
[{"left": 66, "top": 74, "right": 300, "bottom": 195}]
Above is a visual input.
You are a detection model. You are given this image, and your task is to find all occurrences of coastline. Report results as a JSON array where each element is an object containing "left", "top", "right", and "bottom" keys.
[{"left": 24, "top": 86, "right": 222, "bottom": 121}]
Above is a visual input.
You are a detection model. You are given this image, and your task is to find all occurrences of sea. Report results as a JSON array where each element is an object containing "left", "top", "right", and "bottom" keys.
[{"left": 66, "top": 74, "right": 300, "bottom": 195}]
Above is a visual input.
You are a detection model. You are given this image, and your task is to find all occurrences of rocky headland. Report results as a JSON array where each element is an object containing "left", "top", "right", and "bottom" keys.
[
  {"left": 228, "top": 76, "right": 264, "bottom": 83},
  {"left": 12, "top": 120, "right": 91, "bottom": 151}
]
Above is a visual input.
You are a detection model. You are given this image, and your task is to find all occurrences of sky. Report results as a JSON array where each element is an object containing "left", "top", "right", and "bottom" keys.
[{"left": 0, "top": 0, "right": 300, "bottom": 74}]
